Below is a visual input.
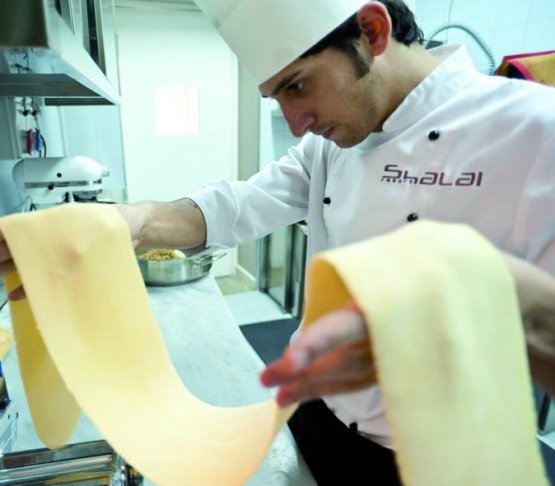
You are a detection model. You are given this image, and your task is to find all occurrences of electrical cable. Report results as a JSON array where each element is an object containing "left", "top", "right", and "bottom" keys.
[
  {"left": 40, "top": 133, "right": 47, "bottom": 157},
  {"left": 28, "top": 97, "right": 47, "bottom": 157},
  {"left": 424, "top": 23, "right": 496, "bottom": 75}
]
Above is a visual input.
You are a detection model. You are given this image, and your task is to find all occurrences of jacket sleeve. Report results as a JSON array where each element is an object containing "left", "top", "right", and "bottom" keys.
[
  {"left": 512, "top": 132, "right": 555, "bottom": 276},
  {"left": 188, "top": 136, "right": 317, "bottom": 250}
]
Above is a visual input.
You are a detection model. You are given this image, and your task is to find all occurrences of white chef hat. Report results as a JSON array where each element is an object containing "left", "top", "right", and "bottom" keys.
[{"left": 194, "top": 0, "right": 369, "bottom": 85}]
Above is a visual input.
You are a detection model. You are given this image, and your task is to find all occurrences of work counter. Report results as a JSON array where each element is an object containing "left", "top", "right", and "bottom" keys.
[{"left": 0, "top": 275, "right": 315, "bottom": 485}]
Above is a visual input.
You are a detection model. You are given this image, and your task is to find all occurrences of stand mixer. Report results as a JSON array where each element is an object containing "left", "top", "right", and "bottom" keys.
[{"left": 12, "top": 156, "right": 110, "bottom": 209}]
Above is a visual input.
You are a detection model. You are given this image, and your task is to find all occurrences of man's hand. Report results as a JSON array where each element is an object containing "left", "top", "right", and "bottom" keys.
[
  {"left": 503, "top": 253, "right": 555, "bottom": 398},
  {"left": 260, "top": 254, "right": 555, "bottom": 408},
  {"left": 115, "top": 199, "right": 207, "bottom": 250},
  {"left": 0, "top": 230, "right": 24, "bottom": 300},
  {"left": 260, "top": 306, "right": 376, "bottom": 407},
  {"left": 114, "top": 203, "right": 147, "bottom": 248}
]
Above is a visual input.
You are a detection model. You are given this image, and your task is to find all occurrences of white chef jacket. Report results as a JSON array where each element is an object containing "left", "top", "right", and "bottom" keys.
[{"left": 189, "top": 45, "right": 555, "bottom": 448}]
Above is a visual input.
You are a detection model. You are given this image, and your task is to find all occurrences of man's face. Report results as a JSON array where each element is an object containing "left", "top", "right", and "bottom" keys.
[{"left": 259, "top": 45, "right": 388, "bottom": 148}]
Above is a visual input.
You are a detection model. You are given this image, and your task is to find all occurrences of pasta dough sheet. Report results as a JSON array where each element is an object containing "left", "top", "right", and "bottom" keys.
[
  {"left": 1, "top": 204, "right": 295, "bottom": 486},
  {"left": 1, "top": 204, "right": 547, "bottom": 485},
  {"left": 302, "top": 221, "right": 547, "bottom": 485}
]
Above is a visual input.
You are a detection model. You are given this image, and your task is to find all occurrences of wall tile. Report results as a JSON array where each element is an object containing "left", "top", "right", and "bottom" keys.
[
  {"left": 418, "top": 10, "right": 452, "bottom": 42},
  {"left": 452, "top": 0, "right": 481, "bottom": 5},
  {"left": 493, "top": 0, "right": 524, "bottom": 28},
  {"left": 417, "top": 0, "right": 553, "bottom": 62},
  {"left": 465, "top": 0, "right": 500, "bottom": 34},
  {"left": 490, "top": 25, "right": 528, "bottom": 60},
  {"left": 523, "top": 18, "right": 555, "bottom": 52},
  {"left": 416, "top": 0, "right": 452, "bottom": 41},
  {"left": 450, "top": 3, "right": 472, "bottom": 25},
  {"left": 527, "top": 0, "right": 555, "bottom": 23}
]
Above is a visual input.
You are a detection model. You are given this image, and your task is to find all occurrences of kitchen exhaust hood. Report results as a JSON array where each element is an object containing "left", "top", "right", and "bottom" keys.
[{"left": 0, "top": 0, "right": 120, "bottom": 105}]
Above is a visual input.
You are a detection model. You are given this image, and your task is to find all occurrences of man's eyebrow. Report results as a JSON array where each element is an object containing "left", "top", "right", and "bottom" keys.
[{"left": 262, "top": 71, "right": 302, "bottom": 98}]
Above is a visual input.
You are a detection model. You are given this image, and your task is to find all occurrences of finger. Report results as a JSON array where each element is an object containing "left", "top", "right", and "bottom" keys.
[
  {"left": 260, "top": 351, "right": 297, "bottom": 387},
  {"left": 303, "top": 340, "right": 373, "bottom": 380},
  {"left": 263, "top": 307, "right": 368, "bottom": 385},
  {"left": 8, "top": 285, "right": 26, "bottom": 301},
  {"left": 0, "top": 236, "right": 17, "bottom": 278},
  {"left": 0, "top": 238, "right": 11, "bottom": 262},
  {"left": 271, "top": 341, "right": 376, "bottom": 406},
  {"left": 0, "top": 260, "right": 16, "bottom": 277},
  {"left": 261, "top": 339, "right": 373, "bottom": 387},
  {"left": 290, "top": 307, "right": 368, "bottom": 362},
  {"left": 276, "top": 371, "right": 376, "bottom": 407},
  {"left": 0, "top": 235, "right": 25, "bottom": 300}
]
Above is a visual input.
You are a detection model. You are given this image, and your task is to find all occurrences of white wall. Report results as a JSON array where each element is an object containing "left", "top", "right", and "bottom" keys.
[
  {"left": 115, "top": 5, "right": 238, "bottom": 276},
  {"left": 416, "top": 0, "right": 555, "bottom": 73},
  {"left": 116, "top": 7, "right": 238, "bottom": 200}
]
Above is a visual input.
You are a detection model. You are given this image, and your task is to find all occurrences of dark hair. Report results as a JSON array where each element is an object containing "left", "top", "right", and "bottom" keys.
[{"left": 301, "top": 0, "right": 423, "bottom": 76}]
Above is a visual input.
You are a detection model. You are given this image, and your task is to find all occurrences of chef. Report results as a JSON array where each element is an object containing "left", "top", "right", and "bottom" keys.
[{"left": 2, "top": 0, "right": 555, "bottom": 484}]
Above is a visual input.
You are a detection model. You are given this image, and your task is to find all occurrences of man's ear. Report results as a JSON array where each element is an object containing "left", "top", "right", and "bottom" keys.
[{"left": 356, "top": 2, "right": 392, "bottom": 57}]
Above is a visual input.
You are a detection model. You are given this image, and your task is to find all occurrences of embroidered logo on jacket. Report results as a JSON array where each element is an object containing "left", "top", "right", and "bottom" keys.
[{"left": 380, "top": 164, "right": 483, "bottom": 187}]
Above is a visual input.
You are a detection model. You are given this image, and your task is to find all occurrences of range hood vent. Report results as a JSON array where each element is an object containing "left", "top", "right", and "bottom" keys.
[{"left": 0, "top": 0, "right": 120, "bottom": 105}]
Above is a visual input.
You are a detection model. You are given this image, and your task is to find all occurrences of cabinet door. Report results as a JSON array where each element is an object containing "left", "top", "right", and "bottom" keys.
[{"left": 89, "top": 0, "right": 120, "bottom": 94}]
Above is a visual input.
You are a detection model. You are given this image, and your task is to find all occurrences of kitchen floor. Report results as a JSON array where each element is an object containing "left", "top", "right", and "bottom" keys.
[
  {"left": 222, "top": 290, "right": 291, "bottom": 325},
  {"left": 216, "top": 275, "right": 291, "bottom": 325}
]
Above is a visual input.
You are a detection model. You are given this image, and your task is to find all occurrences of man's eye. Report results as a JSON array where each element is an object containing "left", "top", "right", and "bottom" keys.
[{"left": 287, "top": 81, "right": 304, "bottom": 93}]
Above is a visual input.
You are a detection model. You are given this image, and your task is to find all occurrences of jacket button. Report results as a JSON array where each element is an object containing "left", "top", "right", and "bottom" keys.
[
  {"left": 349, "top": 422, "right": 358, "bottom": 432},
  {"left": 407, "top": 212, "right": 419, "bottom": 222},
  {"left": 323, "top": 197, "right": 331, "bottom": 204},
  {"left": 428, "top": 129, "right": 440, "bottom": 141}
]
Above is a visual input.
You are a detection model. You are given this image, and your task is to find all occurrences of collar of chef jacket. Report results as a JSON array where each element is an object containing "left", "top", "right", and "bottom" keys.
[{"left": 354, "top": 44, "right": 482, "bottom": 152}]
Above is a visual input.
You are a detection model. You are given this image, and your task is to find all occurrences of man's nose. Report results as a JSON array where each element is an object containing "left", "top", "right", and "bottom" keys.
[{"left": 281, "top": 104, "right": 315, "bottom": 137}]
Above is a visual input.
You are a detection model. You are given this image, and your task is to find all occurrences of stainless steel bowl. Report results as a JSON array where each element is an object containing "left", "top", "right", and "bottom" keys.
[{"left": 137, "top": 252, "right": 224, "bottom": 286}]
